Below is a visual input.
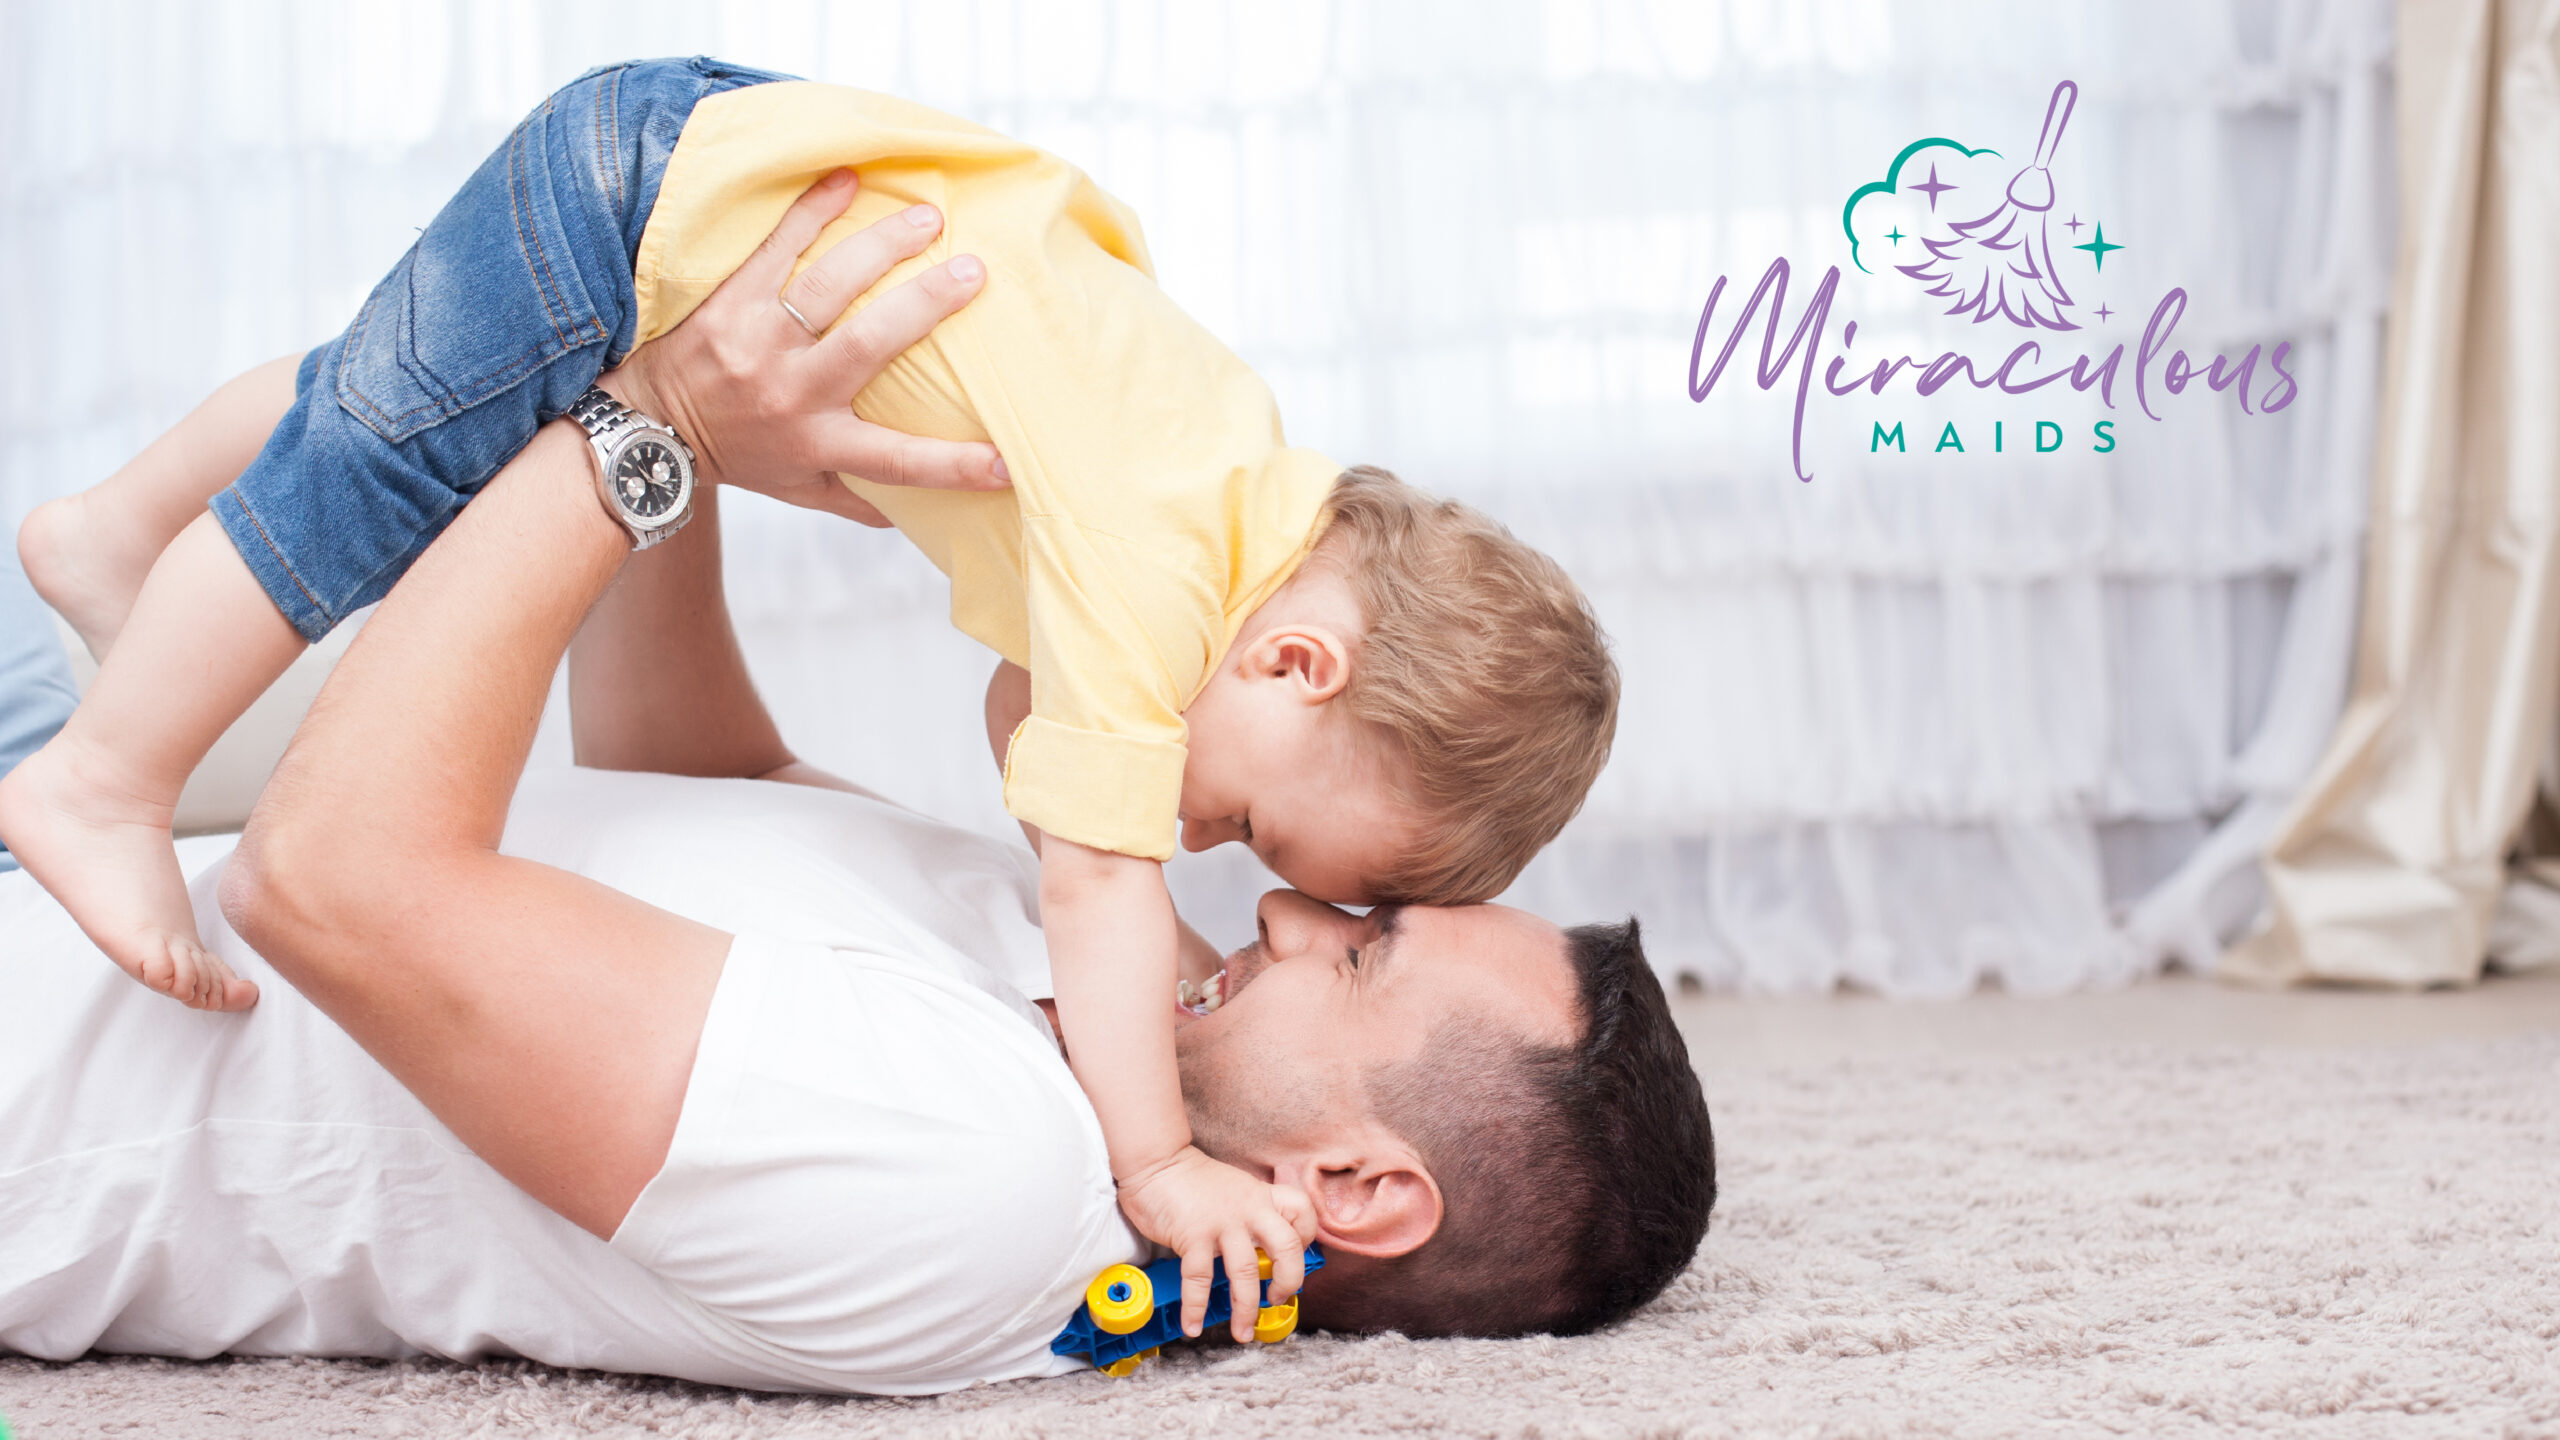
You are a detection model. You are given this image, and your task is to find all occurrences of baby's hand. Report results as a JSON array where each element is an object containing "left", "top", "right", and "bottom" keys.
[{"left": 1116, "top": 1146, "right": 1317, "bottom": 1341}]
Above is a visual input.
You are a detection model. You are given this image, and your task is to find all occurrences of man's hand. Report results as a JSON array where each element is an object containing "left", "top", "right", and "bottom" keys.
[
  {"left": 1115, "top": 1146, "right": 1317, "bottom": 1342},
  {"left": 608, "top": 168, "right": 1009, "bottom": 526}
]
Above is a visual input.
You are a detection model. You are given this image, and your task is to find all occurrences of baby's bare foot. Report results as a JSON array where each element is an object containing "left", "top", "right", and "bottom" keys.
[
  {"left": 18, "top": 492, "right": 166, "bottom": 660},
  {"left": 0, "top": 735, "right": 257, "bottom": 1011}
]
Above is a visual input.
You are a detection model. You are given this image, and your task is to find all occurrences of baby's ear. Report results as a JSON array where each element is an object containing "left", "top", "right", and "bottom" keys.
[{"left": 1253, "top": 625, "right": 1354, "bottom": 704}]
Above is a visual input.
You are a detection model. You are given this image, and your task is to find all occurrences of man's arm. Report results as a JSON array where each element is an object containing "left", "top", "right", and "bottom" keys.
[
  {"left": 571, "top": 481, "right": 917, "bottom": 797},
  {"left": 569, "top": 484, "right": 796, "bottom": 781},
  {"left": 223, "top": 181, "right": 996, "bottom": 1239},
  {"left": 226, "top": 425, "right": 721, "bottom": 1238}
]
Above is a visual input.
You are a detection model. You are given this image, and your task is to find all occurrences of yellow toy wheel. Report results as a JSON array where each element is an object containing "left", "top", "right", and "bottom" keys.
[
  {"left": 1254, "top": 1296, "right": 1300, "bottom": 1343},
  {"left": 1097, "top": 1346, "right": 1160, "bottom": 1379},
  {"left": 1086, "top": 1264, "right": 1154, "bottom": 1335}
]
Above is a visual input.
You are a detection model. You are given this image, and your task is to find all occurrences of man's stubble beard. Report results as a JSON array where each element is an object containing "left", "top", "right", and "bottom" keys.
[
  {"left": 1175, "top": 945, "right": 1332, "bottom": 1168},
  {"left": 1175, "top": 1015, "right": 1263, "bottom": 1165}
]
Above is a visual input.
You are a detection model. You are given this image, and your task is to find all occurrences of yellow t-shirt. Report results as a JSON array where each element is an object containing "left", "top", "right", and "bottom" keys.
[{"left": 630, "top": 83, "right": 1340, "bottom": 862}]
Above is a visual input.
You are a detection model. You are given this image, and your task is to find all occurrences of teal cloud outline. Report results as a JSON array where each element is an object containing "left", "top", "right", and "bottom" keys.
[{"left": 1842, "top": 136, "right": 2002, "bottom": 274}]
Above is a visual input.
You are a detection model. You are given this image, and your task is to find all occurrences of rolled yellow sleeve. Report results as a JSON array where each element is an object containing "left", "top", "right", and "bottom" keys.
[{"left": 1003, "top": 716, "right": 1187, "bottom": 861}]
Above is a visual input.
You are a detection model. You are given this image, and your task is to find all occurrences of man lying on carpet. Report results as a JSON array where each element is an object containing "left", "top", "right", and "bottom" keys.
[{"left": 0, "top": 196, "right": 1715, "bottom": 1395}]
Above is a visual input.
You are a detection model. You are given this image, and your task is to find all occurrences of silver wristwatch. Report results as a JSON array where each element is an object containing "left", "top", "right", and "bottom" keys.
[{"left": 568, "top": 385, "right": 695, "bottom": 549}]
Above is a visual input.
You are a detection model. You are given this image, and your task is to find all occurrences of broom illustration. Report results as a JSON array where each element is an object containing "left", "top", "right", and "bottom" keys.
[{"left": 1900, "top": 79, "right": 2080, "bottom": 331}]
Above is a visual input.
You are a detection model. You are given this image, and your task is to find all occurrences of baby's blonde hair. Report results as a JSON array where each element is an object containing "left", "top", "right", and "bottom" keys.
[{"left": 1312, "top": 467, "right": 1618, "bottom": 905}]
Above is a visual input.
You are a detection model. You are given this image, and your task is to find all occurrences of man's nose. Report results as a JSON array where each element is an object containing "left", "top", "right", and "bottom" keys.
[{"left": 1253, "top": 888, "right": 1357, "bottom": 959}]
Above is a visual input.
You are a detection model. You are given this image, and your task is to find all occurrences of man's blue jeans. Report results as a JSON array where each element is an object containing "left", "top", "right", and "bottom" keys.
[{"left": 0, "top": 557, "right": 79, "bottom": 871}]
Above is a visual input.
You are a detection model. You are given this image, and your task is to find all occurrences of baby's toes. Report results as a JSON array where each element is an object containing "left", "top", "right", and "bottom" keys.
[
  {"left": 203, "top": 952, "right": 260, "bottom": 1012},
  {"left": 134, "top": 938, "right": 186, "bottom": 1000},
  {"left": 162, "top": 937, "right": 222, "bottom": 1010},
  {"left": 180, "top": 946, "right": 233, "bottom": 1011},
  {"left": 175, "top": 943, "right": 212, "bottom": 1008}
]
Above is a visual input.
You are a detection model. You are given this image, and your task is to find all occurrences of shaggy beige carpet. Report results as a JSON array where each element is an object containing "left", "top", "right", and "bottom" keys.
[{"left": 6, "top": 1035, "right": 2555, "bottom": 1439}]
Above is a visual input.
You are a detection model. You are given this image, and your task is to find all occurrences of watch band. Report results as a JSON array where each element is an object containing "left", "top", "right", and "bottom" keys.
[
  {"left": 569, "top": 385, "right": 693, "bottom": 550},
  {"left": 568, "top": 385, "right": 646, "bottom": 447}
]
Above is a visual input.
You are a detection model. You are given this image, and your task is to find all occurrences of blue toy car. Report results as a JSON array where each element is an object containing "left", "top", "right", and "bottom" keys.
[{"left": 1052, "top": 1245, "right": 1326, "bottom": 1376}]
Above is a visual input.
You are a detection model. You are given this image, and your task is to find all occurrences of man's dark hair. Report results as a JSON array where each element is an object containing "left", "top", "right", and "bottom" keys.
[{"left": 1317, "top": 918, "right": 1716, "bottom": 1337}]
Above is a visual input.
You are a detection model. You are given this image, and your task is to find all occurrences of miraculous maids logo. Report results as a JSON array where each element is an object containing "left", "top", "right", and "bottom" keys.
[
  {"left": 1689, "top": 79, "right": 2296, "bottom": 481},
  {"left": 1853, "top": 79, "right": 2102, "bottom": 330}
]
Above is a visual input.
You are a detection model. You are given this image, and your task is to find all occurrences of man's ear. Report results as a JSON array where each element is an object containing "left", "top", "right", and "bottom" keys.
[
  {"left": 1302, "top": 1155, "right": 1442, "bottom": 1259},
  {"left": 1240, "top": 625, "right": 1354, "bottom": 705}
]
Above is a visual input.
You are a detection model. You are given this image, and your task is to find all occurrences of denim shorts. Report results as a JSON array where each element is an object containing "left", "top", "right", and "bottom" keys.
[{"left": 212, "top": 57, "right": 791, "bottom": 642}]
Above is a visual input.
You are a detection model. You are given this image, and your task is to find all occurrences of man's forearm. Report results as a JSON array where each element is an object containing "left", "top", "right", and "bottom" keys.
[
  {"left": 569, "top": 485, "right": 795, "bottom": 780},
  {"left": 224, "top": 420, "right": 729, "bottom": 1236},
  {"left": 236, "top": 422, "right": 626, "bottom": 928}
]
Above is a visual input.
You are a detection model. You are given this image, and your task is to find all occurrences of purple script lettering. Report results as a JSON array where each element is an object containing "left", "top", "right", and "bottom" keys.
[
  {"left": 2258, "top": 342, "right": 2297, "bottom": 412},
  {"left": 2134, "top": 288, "right": 2188, "bottom": 422},
  {"left": 1689, "top": 258, "right": 1841, "bottom": 481}
]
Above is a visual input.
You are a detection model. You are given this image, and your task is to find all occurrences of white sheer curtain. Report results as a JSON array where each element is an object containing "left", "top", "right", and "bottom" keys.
[{"left": 0, "top": 0, "right": 2392, "bottom": 993}]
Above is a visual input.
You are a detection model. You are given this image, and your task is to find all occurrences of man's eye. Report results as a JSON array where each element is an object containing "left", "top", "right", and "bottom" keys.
[
  {"left": 1347, "top": 947, "right": 1361, "bottom": 969},
  {"left": 1239, "top": 817, "right": 1254, "bottom": 842}
]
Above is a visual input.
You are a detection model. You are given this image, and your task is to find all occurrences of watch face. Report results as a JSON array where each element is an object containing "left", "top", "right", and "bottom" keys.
[{"left": 611, "top": 437, "right": 689, "bottom": 521}]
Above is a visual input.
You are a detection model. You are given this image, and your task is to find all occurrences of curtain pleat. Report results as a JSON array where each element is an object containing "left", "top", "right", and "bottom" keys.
[{"left": 2229, "top": 0, "right": 2560, "bottom": 987}]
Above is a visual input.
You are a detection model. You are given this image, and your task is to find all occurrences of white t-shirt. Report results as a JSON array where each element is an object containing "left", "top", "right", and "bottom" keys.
[{"left": 0, "top": 768, "right": 1142, "bottom": 1395}]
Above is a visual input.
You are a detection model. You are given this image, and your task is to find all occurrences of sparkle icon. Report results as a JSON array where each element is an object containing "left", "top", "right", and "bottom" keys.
[
  {"left": 1910, "top": 162, "right": 1956, "bottom": 210},
  {"left": 2074, "top": 222, "right": 2123, "bottom": 271}
]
